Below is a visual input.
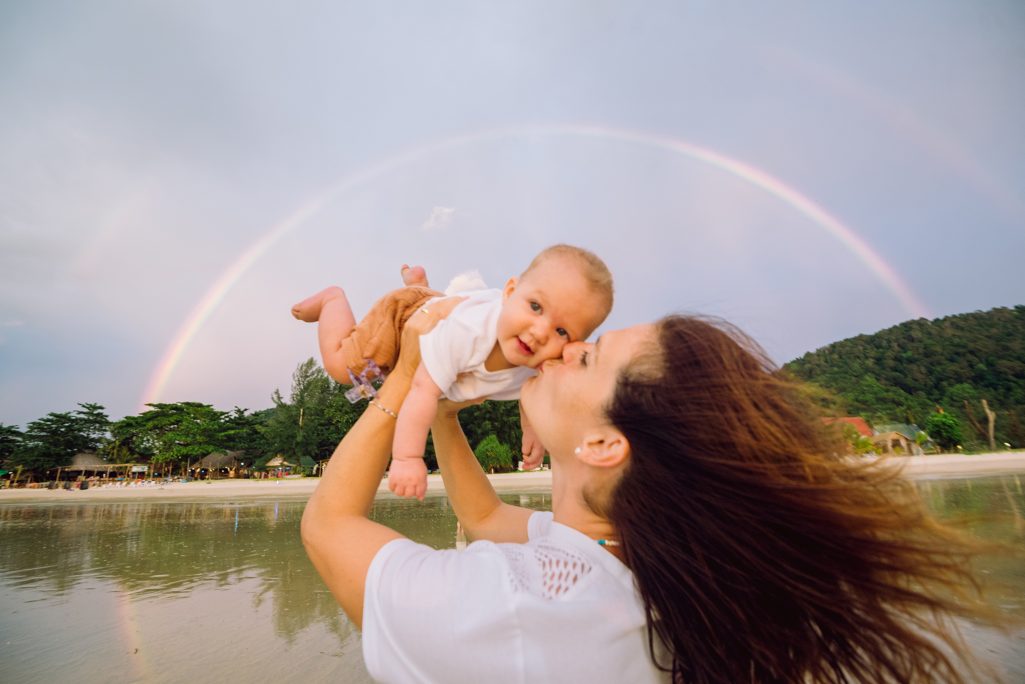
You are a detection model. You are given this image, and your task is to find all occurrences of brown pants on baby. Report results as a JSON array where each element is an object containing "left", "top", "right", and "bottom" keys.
[{"left": 340, "top": 285, "right": 443, "bottom": 378}]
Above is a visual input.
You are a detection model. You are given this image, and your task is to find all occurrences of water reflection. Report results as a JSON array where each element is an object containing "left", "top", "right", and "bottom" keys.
[
  {"left": 0, "top": 482, "right": 1018, "bottom": 682},
  {"left": 916, "top": 475, "right": 1025, "bottom": 620},
  {"left": 0, "top": 493, "right": 551, "bottom": 683}
]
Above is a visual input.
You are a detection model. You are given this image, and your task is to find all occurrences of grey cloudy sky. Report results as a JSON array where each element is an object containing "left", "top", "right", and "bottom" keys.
[{"left": 2, "top": 1, "right": 1023, "bottom": 427}]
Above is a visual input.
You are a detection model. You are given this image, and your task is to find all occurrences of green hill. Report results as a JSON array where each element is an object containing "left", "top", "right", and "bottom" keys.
[{"left": 784, "top": 305, "right": 1025, "bottom": 448}]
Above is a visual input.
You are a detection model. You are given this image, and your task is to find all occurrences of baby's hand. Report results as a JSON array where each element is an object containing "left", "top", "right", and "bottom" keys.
[
  {"left": 388, "top": 458, "right": 428, "bottom": 501},
  {"left": 520, "top": 423, "right": 545, "bottom": 471}
]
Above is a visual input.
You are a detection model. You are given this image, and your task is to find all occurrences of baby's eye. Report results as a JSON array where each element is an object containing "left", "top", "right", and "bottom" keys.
[
  {"left": 530, "top": 301, "right": 542, "bottom": 313},
  {"left": 580, "top": 351, "right": 589, "bottom": 367},
  {"left": 556, "top": 327, "right": 568, "bottom": 338}
]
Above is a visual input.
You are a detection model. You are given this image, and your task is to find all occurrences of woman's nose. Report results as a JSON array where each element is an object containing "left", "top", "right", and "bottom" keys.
[{"left": 562, "top": 341, "right": 590, "bottom": 363}]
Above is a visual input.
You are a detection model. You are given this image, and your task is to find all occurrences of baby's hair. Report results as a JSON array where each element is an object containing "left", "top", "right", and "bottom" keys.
[{"left": 521, "top": 244, "right": 614, "bottom": 319}]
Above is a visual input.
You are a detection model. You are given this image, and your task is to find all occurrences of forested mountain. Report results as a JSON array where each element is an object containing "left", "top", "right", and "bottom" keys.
[{"left": 785, "top": 306, "right": 1025, "bottom": 448}]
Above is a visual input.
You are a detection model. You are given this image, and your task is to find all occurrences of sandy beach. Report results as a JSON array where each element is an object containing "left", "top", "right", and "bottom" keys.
[
  {"left": 2, "top": 452, "right": 1023, "bottom": 504},
  {"left": 0, "top": 469, "right": 554, "bottom": 504}
]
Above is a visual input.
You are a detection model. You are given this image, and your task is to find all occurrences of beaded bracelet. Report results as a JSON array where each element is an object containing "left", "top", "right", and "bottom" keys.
[{"left": 370, "top": 400, "right": 398, "bottom": 419}]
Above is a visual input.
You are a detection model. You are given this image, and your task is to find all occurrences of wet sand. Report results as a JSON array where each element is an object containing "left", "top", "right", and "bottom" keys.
[{"left": 2, "top": 452, "right": 1023, "bottom": 504}]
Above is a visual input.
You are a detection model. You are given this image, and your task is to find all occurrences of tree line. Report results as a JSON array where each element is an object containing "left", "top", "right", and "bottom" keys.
[
  {"left": 10, "top": 304, "right": 1018, "bottom": 477},
  {"left": 785, "top": 305, "right": 1025, "bottom": 450},
  {"left": 1, "top": 358, "right": 526, "bottom": 479}
]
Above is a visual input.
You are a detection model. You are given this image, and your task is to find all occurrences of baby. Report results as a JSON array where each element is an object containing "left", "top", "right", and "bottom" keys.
[{"left": 291, "top": 244, "right": 613, "bottom": 500}]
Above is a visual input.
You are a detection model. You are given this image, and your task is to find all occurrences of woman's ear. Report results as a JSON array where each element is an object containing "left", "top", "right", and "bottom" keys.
[
  {"left": 575, "top": 428, "right": 631, "bottom": 469},
  {"left": 503, "top": 277, "right": 518, "bottom": 298}
]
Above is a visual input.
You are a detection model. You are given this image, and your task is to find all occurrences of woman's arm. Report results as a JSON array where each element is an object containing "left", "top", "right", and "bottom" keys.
[
  {"left": 300, "top": 368, "right": 410, "bottom": 628},
  {"left": 518, "top": 401, "right": 545, "bottom": 470},
  {"left": 431, "top": 402, "right": 534, "bottom": 543},
  {"left": 300, "top": 297, "right": 461, "bottom": 628}
]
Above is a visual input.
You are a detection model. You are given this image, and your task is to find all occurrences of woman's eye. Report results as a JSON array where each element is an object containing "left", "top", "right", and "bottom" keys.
[
  {"left": 556, "top": 327, "right": 568, "bottom": 338},
  {"left": 530, "top": 301, "right": 541, "bottom": 313}
]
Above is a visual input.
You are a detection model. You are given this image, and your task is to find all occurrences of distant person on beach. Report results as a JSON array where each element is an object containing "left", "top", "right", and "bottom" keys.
[
  {"left": 292, "top": 244, "right": 613, "bottom": 500},
  {"left": 302, "top": 298, "right": 1003, "bottom": 683}
]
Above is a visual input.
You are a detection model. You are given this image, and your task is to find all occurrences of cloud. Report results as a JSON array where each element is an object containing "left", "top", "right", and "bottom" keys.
[{"left": 421, "top": 206, "right": 455, "bottom": 232}]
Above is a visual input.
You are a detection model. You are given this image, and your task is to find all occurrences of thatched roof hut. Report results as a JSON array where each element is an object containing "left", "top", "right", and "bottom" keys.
[
  {"left": 66, "top": 452, "right": 108, "bottom": 472},
  {"left": 264, "top": 455, "right": 296, "bottom": 468},
  {"left": 196, "top": 450, "right": 243, "bottom": 469}
]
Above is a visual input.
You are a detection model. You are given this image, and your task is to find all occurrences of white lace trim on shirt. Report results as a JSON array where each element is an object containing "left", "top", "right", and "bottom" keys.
[{"left": 501, "top": 539, "right": 593, "bottom": 600}]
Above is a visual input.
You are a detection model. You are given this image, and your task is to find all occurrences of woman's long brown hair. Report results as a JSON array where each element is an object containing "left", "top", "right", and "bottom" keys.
[{"left": 606, "top": 315, "right": 1003, "bottom": 683}]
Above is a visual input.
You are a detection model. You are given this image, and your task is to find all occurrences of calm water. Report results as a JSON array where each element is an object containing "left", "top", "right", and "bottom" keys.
[{"left": 0, "top": 480, "right": 1022, "bottom": 684}]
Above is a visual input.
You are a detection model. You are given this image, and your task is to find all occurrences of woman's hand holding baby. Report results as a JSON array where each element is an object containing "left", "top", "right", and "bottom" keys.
[
  {"left": 520, "top": 423, "right": 545, "bottom": 470},
  {"left": 519, "top": 405, "right": 545, "bottom": 470}
]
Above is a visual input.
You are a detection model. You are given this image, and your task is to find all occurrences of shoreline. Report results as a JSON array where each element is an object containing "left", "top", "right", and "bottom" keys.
[
  {"left": 2, "top": 452, "right": 1023, "bottom": 505},
  {"left": 0, "top": 469, "right": 554, "bottom": 504}
]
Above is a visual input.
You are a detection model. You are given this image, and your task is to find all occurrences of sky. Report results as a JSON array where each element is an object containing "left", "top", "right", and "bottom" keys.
[{"left": 1, "top": 1, "right": 1023, "bottom": 428}]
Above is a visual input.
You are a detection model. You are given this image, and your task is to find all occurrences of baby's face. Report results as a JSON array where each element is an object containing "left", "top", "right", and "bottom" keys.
[{"left": 495, "top": 257, "right": 607, "bottom": 369}]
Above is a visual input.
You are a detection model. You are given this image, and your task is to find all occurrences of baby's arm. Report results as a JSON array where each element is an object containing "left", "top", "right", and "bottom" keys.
[
  {"left": 519, "top": 401, "right": 545, "bottom": 470},
  {"left": 390, "top": 363, "right": 443, "bottom": 500}
]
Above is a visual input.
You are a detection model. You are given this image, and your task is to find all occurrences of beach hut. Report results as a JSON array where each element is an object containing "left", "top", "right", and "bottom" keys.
[
  {"left": 59, "top": 453, "right": 145, "bottom": 482},
  {"left": 874, "top": 423, "right": 929, "bottom": 455},
  {"left": 49, "top": 452, "right": 105, "bottom": 487},
  {"left": 195, "top": 450, "right": 245, "bottom": 479},
  {"left": 67, "top": 452, "right": 108, "bottom": 472},
  {"left": 264, "top": 455, "right": 296, "bottom": 478}
]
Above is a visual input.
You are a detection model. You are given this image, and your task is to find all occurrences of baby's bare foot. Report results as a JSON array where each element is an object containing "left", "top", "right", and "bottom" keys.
[
  {"left": 291, "top": 286, "right": 344, "bottom": 322},
  {"left": 400, "top": 264, "right": 429, "bottom": 288}
]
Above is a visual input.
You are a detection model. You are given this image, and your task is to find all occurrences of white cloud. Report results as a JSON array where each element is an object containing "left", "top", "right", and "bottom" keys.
[{"left": 421, "top": 206, "right": 455, "bottom": 233}]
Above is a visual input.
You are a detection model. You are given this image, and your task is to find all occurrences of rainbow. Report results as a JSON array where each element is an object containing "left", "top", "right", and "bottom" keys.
[
  {"left": 140, "top": 123, "right": 931, "bottom": 408},
  {"left": 116, "top": 591, "right": 150, "bottom": 680}
]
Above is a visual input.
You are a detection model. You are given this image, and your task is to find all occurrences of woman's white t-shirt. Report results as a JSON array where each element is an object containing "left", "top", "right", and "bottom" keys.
[{"left": 362, "top": 511, "right": 669, "bottom": 683}]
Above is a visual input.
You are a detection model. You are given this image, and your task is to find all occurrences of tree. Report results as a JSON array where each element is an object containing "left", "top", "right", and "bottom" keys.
[
  {"left": 460, "top": 401, "right": 522, "bottom": 468},
  {"left": 298, "top": 454, "right": 317, "bottom": 475},
  {"left": 839, "top": 423, "right": 874, "bottom": 455},
  {"left": 75, "top": 403, "right": 112, "bottom": 448},
  {"left": 222, "top": 407, "right": 271, "bottom": 456},
  {"left": 0, "top": 423, "right": 23, "bottom": 468},
  {"left": 9, "top": 404, "right": 111, "bottom": 476},
  {"left": 981, "top": 399, "right": 997, "bottom": 452},
  {"left": 474, "top": 434, "right": 513, "bottom": 473},
  {"left": 263, "top": 359, "right": 330, "bottom": 462},
  {"left": 845, "top": 376, "right": 918, "bottom": 424},
  {"left": 261, "top": 359, "right": 365, "bottom": 468},
  {"left": 925, "top": 412, "right": 963, "bottom": 452},
  {"left": 785, "top": 306, "right": 1025, "bottom": 440},
  {"left": 105, "top": 413, "right": 156, "bottom": 464},
  {"left": 133, "top": 402, "right": 234, "bottom": 473}
]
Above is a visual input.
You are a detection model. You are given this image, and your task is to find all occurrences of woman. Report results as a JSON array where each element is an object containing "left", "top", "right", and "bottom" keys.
[{"left": 302, "top": 305, "right": 999, "bottom": 683}]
